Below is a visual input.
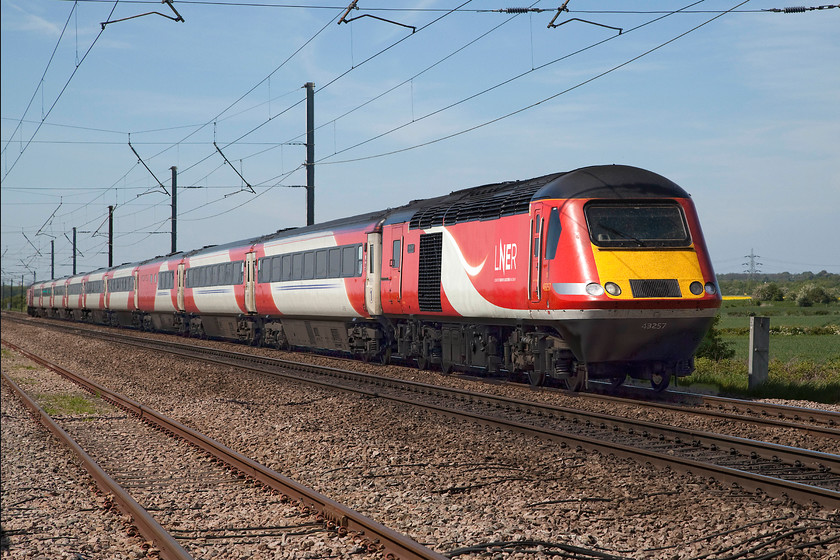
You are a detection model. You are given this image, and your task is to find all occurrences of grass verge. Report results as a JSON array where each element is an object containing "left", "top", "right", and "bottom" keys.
[
  {"left": 35, "top": 393, "right": 106, "bottom": 417},
  {"left": 680, "top": 357, "right": 840, "bottom": 404}
]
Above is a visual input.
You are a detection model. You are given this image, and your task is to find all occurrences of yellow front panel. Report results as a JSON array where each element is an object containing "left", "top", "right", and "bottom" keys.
[{"left": 591, "top": 246, "right": 704, "bottom": 299}]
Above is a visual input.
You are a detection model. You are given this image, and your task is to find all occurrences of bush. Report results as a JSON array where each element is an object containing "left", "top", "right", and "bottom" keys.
[
  {"left": 796, "top": 284, "right": 835, "bottom": 307},
  {"left": 695, "top": 315, "right": 735, "bottom": 361},
  {"left": 752, "top": 282, "right": 784, "bottom": 302}
]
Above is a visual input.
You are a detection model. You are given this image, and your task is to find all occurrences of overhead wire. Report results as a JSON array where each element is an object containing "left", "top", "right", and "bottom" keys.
[
  {"left": 1, "top": 2, "right": 78, "bottom": 160},
  {"left": 10, "top": 0, "right": 816, "bottom": 276},
  {"left": 1, "top": 1, "right": 122, "bottom": 184},
  {"left": 57, "top": 0, "right": 478, "bottom": 235},
  {"left": 38, "top": 5, "right": 346, "bottom": 239},
  {"left": 315, "top": 0, "right": 718, "bottom": 165},
  {"left": 0, "top": 4, "right": 335, "bottom": 253},
  {"left": 53, "top": 1, "right": 819, "bottom": 14}
]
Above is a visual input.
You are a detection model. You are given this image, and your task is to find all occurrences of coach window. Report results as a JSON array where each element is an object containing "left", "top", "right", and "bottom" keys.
[
  {"left": 270, "top": 257, "right": 282, "bottom": 282},
  {"left": 343, "top": 246, "right": 357, "bottom": 277},
  {"left": 303, "top": 252, "right": 315, "bottom": 279},
  {"left": 315, "top": 250, "right": 328, "bottom": 279},
  {"left": 329, "top": 248, "right": 341, "bottom": 277},
  {"left": 292, "top": 253, "right": 303, "bottom": 280},
  {"left": 282, "top": 255, "right": 293, "bottom": 281},
  {"left": 391, "top": 240, "right": 401, "bottom": 268}
]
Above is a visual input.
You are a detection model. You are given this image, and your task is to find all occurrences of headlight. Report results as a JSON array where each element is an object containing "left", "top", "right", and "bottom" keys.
[
  {"left": 586, "top": 283, "right": 605, "bottom": 296},
  {"left": 690, "top": 281, "right": 704, "bottom": 295},
  {"left": 704, "top": 282, "right": 717, "bottom": 295},
  {"left": 604, "top": 282, "right": 621, "bottom": 296}
]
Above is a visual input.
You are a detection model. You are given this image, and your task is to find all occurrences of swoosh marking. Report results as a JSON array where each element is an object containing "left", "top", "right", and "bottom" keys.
[{"left": 443, "top": 229, "right": 486, "bottom": 277}]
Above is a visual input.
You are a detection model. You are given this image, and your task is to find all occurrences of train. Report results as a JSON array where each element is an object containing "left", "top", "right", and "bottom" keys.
[{"left": 27, "top": 164, "right": 721, "bottom": 391}]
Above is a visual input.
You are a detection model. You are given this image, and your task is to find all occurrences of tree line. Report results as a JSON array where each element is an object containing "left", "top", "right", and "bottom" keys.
[{"left": 717, "top": 271, "right": 839, "bottom": 305}]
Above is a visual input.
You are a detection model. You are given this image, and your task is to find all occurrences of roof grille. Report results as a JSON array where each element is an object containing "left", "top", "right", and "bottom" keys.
[
  {"left": 409, "top": 176, "right": 558, "bottom": 230},
  {"left": 629, "top": 279, "right": 682, "bottom": 298}
]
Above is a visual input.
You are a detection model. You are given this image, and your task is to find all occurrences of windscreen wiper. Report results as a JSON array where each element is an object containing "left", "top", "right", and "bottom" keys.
[{"left": 597, "top": 223, "right": 646, "bottom": 247}]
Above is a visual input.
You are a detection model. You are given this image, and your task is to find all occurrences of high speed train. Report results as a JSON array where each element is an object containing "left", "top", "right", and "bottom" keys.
[{"left": 28, "top": 164, "right": 721, "bottom": 391}]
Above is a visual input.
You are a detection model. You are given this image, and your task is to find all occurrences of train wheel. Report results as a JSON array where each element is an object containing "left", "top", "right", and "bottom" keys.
[
  {"left": 610, "top": 373, "right": 627, "bottom": 389},
  {"left": 561, "top": 363, "right": 586, "bottom": 392},
  {"left": 416, "top": 356, "right": 428, "bottom": 370},
  {"left": 527, "top": 370, "right": 545, "bottom": 388},
  {"left": 650, "top": 371, "right": 671, "bottom": 392},
  {"left": 379, "top": 348, "right": 392, "bottom": 365},
  {"left": 441, "top": 360, "right": 453, "bottom": 375}
]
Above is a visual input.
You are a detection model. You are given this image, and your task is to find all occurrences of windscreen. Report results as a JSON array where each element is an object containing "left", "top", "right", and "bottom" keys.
[{"left": 585, "top": 202, "right": 690, "bottom": 248}]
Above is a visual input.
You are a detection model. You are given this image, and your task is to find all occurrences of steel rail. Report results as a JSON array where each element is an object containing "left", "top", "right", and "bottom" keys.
[
  {"left": 0, "top": 370, "right": 192, "bottom": 560},
  {"left": 43, "top": 330, "right": 839, "bottom": 509},
  {"left": 103, "top": 334, "right": 840, "bottom": 472},
  {"left": 696, "top": 394, "right": 839, "bottom": 427},
  {"left": 9, "top": 313, "right": 838, "bottom": 436},
  {"left": 1, "top": 340, "right": 447, "bottom": 560},
  {"left": 588, "top": 380, "right": 840, "bottom": 433},
  {"left": 7, "top": 316, "right": 840, "bottom": 508},
  {"left": 169, "top": 341, "right": 840, "bottom": 508}
]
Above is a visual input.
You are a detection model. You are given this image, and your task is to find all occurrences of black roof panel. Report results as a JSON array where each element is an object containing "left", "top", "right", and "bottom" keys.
[{"left": 533, "top": 165, "right": 690, "bottom": 201}]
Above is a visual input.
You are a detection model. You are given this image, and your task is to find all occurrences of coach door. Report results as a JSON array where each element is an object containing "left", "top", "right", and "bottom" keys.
[
  {"left": 529, "top": 206, "right": 544, "bottom": 303},
  {"left": 176, "top": 263, "right": 186, "bottom": 311},
  {"left": 364, "top": 232, "right": 383, "bottom": 316},
  {"left": 244, "top": 252, "right": 257, "bottom": 313},
  {"left": 133, "top": 271, "right": 140, "bottom": 309}
]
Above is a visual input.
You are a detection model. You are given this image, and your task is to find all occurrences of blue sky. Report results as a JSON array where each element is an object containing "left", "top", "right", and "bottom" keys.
[{"left": 2, "top": 1, "right": 839, "bottom": 285}]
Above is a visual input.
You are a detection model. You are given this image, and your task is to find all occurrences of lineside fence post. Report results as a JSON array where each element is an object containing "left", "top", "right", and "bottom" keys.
[{"left": 748, "top": 316, "right": 770, "bottom": 390}]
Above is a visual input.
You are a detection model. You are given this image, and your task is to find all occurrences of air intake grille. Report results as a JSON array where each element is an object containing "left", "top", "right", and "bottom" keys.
[
  {"left": 418, "top": 233, "right": 443, "bottom": 312},
  {"left": 629, "top": 279, "right": 682, "bottom": 298},
  {"left": 409, "top": 179, "right": 550, "bottom": 229}
]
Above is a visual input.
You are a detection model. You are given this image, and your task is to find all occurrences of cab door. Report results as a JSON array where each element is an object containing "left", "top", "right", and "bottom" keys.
[
  {"left": 529, "top": 206, "right": 545, "bottom": 303},
  {"left": 381, "top": 223, "right": 405, "bottom": 312}
]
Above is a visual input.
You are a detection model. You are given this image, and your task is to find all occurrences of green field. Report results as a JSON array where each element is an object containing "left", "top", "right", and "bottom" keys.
[
  {"left": 721, "top": 334, "right": 839, "bottom": 363},
  {"left": 717, "top": 300, "right": 839, "bottom": 363},
  {"left": 681, "top": 299, "right": 839, "bottom": 403},
  {"left": 718, "top": 300, "right": 840, "bottom": 331}
]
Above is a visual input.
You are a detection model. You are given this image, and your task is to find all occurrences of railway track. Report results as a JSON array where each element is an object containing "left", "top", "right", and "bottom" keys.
[
  {"left": 7, "top": 315, "right": 838, "bottom": 509},
  {"left": 587, "top": 381, "right": 840, "bottom": 433},
  {"left": 1, "top": 340, "right": 447, "bottom": 560},
  {"left": 7, "top": 313, "right": 838, "bottom": 440}
]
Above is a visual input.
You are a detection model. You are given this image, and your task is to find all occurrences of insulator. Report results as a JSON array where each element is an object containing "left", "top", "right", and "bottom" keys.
[
  {"left": 784, "top": 6, "right": 807, "bottom": 12},
  {"left": 503, "top": 8, "right": 531, "bottom": 13}
]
